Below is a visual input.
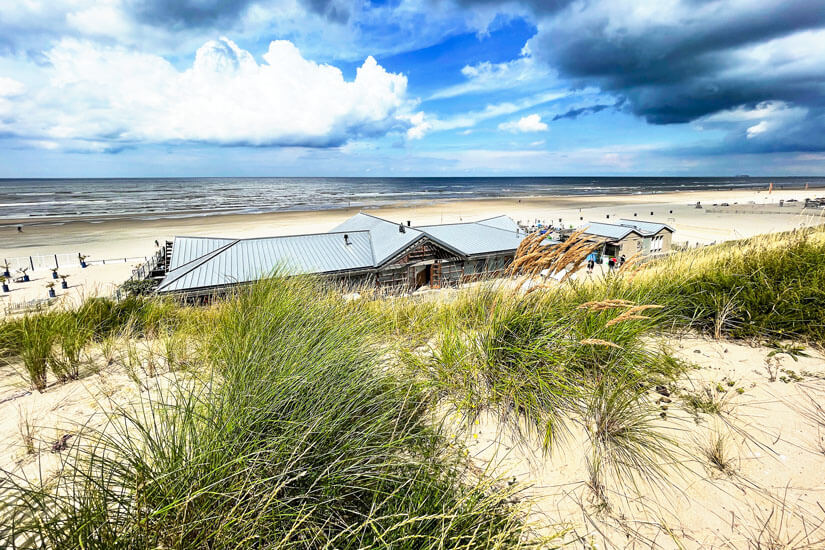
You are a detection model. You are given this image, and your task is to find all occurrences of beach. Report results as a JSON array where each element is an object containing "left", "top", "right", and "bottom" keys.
[
  {"left": 3, "top": 189, "right": 825, "bottom": 548},
  {"left": 1, "top": 187, "right": 824, "bottom": 310}
]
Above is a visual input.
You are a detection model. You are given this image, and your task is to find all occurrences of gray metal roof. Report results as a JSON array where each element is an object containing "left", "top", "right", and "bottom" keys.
[
  {"left": 415, "top": 221, "right": 523, "bottom": 256},
  {"left": 157, "top": 213, "right": 528, "bottom": 294},
  {"left": 331, "top": 212, "right": 422, "bottom": 265},
  {"left": 476, "top": 215, "right": 519, "bottom": 232},
  {"left": 579, "top": 222, "right": 640, "bottom": 240},
  {"left": 168, "top": 236, "right": 237, "bottom": 270},
  {"left": 617, "top": 219, "right": 675, "bottom": 235},
  {"left": 156, "top": 231, "right": 373, "bottom": 293}
]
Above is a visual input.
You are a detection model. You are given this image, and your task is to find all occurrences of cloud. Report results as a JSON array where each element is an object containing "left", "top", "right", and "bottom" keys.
[
  {"left": 454, "top": 0, "right": 574, "bottom": 17},
  {"left": 498, "top": 114, "right": 547, "bottom": 133},
  {"left": 552, "top": 103, "right": 612, "bottom": 121},
  {"left": 130, "top": 0, "right": 349, "bottom": 27},
  {"left": 498, "top": 0, "right": 825, "bottom": 153},
  {"left": 303, "top": 0, "right": 351, "bottom": 23},
  {"left": 126, "top": 0, "right": 259, "bottom": 27},
  {"left": 429, "top": 49, "right": 551, "bottom": 100},
  {"left": 0, "top": 77, "right": 25, "bottom": 96},
  {"left": 425, "top": 91, "right": 567, "bottom": 134},
  {"left": 526, "top": 1, "right": 825, "bottom": 118},
  {"left": 418, "top": 143, "right": 658, "bottom": 173},
  {"left": 0, "top": 0, "right": 469, "bottom": 62},
  {"left": 2, "top": 37, "right": 414, "bottom": 149}
]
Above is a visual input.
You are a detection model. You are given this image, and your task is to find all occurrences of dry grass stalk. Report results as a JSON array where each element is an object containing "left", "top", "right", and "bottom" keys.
[
  {"left": 624, "top": 304, "right": 664, "bottom": 314},
  {"left": 578, "top": 299, "right": 636, "bottom": 311},
  {"left": 605, "top": 312, "right": 652, "bottom": 327},
  {"left": 579, "top": 338, "right": 622, "bottom": 349},
  {"left": 605, "top": 305, "right": 664, "bottom": 326},
  {"left": 509, "top": 230, "right": 600, "bottom": 290},
  {"left": 577, "top": 300, "right": 663, "bottom": 327}
]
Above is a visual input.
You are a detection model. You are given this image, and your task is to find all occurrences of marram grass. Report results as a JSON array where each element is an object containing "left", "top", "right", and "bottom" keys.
[
  {"left": 1, "top": 277, "right": 546, "bottom": 549},
  {"left": 2, "top": 227, "right": 825, "bottom": 546}
]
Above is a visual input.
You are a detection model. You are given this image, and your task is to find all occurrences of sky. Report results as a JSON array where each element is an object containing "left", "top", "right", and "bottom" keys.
[{"left": 0, "top": 0, "right": 824, "bottom": 177}]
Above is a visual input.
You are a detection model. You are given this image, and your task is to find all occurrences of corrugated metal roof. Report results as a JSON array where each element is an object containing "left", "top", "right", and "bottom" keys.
[
  {"left": 156, "top": 231, "right": 373, "bottom": 293},
  {"left": 168, "top": 236, "right": 237, "bottom": 270},
  {"left": 618, "top": 219, "right": 674, "bottom": 235},
  {"left": 331, "top": 212, "right": 422, "bottom": 265},
  {"left": 415, "top": 222, "right": 523, "bottom": 256},
  {"left": 158, "top": 213, "right": 533, "bottom": 294},
  {"left": 579, "top": 222, "right": 640, "bottom": 240},
  {"left": 476, "top": 215, "right": 519, "bottom": 232}
]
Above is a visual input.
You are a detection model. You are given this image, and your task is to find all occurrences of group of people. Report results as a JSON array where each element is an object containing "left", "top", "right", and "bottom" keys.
[{"left": 586, "top": 253, "right": 626, "bottom": 274}]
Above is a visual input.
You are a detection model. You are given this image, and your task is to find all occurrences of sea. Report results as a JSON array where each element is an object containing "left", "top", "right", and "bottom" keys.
[{"left": 1, "top": 176, "right": 823, "bottom": 224}]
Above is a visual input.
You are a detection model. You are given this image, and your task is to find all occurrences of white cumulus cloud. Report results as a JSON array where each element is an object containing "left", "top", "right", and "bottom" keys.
[
  {"left": 4, "top": 37, "right": 415, "bottom": 149},
  {"left": 498, "top": 114, "right": 548, "bottom": 133},
  {"left": 0, "top": 77, "right": 25, "bottom": 96}
]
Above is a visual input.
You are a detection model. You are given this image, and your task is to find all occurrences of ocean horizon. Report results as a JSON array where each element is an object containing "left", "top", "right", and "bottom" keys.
[{"left": 1, "top": 176, "right": 823, "bottom": 224}]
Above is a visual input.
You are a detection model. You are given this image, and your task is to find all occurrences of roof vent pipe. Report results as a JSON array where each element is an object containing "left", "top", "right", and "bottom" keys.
[
  {"left": 344, "top": 234, "right": 350, "bottom": 245},
  {"left": 399, "top": 224, "right": 406, "bottom": 233}
]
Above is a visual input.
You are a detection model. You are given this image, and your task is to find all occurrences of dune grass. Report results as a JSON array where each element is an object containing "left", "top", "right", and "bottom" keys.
[
  {"left": 0, "top": 295, "right": 186, "bottom": 390},
  {"left": 1, "top": 277, "right": 543, "bottom": 549},
  {"left": 1, "top": 227, "right": 824, "bottom": 546},
  {"left": 360, "top": 226, "right": 825, "bottom": 507},
  {"left": 638, "top": 226, "right": 825, "bottom": 343}
]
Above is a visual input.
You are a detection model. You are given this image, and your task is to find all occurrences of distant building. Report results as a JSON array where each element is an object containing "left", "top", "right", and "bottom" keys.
[
  {"left": 154, "top": 213, "right": 550, "bottom": 298},
  {"left": 566, "top": 219, "right": 674, "bottom": 258}
]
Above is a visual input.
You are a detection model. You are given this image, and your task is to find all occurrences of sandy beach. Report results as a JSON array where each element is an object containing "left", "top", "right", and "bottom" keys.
[{"left": 1, "top": 188, "right": 824, "bottom": 310}]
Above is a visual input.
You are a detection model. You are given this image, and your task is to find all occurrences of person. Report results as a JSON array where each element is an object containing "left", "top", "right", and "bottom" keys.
[
  {"left": 17, "top": 224, "right": 22, "bottom": 233},
  {"left": 608, "top": 257, "right": 616, "bottom": 270},
  {"left": 586, "top": 252, "right": 596, "bottom": 274},
  {"left": 619, "top": 254, "right": 626, "bottom": 266},
  {"left": 154, "top": 239, "right": 160, "bottom": 247}
]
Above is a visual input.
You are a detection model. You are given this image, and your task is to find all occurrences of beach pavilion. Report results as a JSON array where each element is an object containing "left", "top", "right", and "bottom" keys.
[
  {"left": 153, "top": 212, "right": 545, "bottom": 298},
  {"left": 568, "top": 219, "right": 674, "bottom": 259}
]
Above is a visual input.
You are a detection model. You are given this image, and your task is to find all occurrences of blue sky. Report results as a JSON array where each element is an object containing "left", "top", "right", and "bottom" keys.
[{"left": 0, "top": 0, "right": 823, "bottom": 177}]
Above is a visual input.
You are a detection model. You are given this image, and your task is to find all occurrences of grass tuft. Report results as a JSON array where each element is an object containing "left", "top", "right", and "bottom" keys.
[{"left": 1, "top": 276, "right": 543, "bottom": 549}]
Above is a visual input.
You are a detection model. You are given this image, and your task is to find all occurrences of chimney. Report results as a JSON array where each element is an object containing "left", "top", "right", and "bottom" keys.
[
  {"left": 399, "top": 224, "right": 406, "bottom": 233},
  {"left": 343, "top": 234, "right": 350, "bottom": 245}
]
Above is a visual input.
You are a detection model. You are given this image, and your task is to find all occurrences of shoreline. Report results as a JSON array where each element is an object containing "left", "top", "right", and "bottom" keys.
[
  {"left": 1, "top": 187, "right": 824, "bottom": 309},
  {"left": 2, "top": 182, "right": 823, "bottom": 228},
  {"left": 3, "top": 188, "right": 824, "bottom": 255}
]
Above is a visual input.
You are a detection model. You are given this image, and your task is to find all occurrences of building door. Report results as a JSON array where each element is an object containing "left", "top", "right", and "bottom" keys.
[
  {"left": 413, "top": 265, "right": 430, "bottom": 289},
  {"left": 430, "top": 262, "right": 442, "bottom": 289}
]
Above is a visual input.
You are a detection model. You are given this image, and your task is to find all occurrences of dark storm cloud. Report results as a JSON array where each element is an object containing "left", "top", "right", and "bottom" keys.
[
  {"left": 529, "top": 0, "right": 825, "bottom": 124},
  {"left": 455, "top": 0, "right": 574, "bottom": 15},
  {"left": 127, "top": 0, "right": 259, "bottom": 27},
  {"left": 304, "top": 0, "right": 351, "bottom": 23},
  {"left": 552, "top": 103, "right": 611, "bottom": 121},
  {"left": 128, "top": 0, "right": 351, "bottom": 27}
]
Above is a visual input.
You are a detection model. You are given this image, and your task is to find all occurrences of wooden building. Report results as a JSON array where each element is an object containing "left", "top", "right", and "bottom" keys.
[
  {"left": 154, "top": 213, "right": 538, "bottom": 297},
  {"left": 567, "top": 219, "right": 674, "bottom": 259}
]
